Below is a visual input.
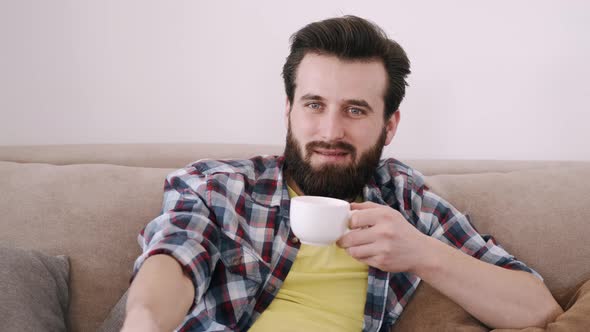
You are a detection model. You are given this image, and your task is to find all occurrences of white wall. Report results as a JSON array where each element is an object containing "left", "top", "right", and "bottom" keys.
[{"left": 1, "top": 0, "right": 589, "bottom": 160}]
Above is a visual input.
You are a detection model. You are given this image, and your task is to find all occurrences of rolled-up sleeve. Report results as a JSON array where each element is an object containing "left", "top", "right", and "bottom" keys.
[
  {"left": 132, "top": 167, "right": 221, "bottom": 303},
  {"left": 420, "top": 189, "right": 543, "bottom": 281},
  {"left": 397, "top": 167, "right": 543, "bottom": 281}
]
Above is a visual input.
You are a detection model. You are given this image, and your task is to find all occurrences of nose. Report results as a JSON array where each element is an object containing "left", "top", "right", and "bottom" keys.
[{"left": 319, "top": 109, "right": 345, "bottom": 141}]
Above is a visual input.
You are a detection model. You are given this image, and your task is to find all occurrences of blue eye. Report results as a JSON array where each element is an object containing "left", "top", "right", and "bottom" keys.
[
  {"left": 307, "top": 103, "right": 321, "bottom": 110},
  {"left": 348, "top": 108, "right": 365, "bottom": 116}
]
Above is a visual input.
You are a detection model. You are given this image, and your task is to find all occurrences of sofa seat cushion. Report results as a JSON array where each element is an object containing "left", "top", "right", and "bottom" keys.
[{"left": 0, "top": 247, "right": 70, "bottom": 332}]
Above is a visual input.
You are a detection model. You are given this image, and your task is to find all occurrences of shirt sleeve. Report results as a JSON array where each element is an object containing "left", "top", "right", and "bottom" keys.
[
  {"left": 403, "top": 169, "right": 543, "bottom": 280},
  {"left": 132, "top": 167, "right": 222, "bottom": 303}
]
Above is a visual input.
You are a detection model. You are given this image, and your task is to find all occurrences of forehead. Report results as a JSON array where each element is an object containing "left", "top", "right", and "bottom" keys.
[{"left": 294, "top": 53, "right": 388, "bottom": 111}]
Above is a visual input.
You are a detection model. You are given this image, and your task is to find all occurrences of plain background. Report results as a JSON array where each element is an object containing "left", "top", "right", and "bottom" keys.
[{"left": 1, "top": 1, "right": 589, "bottom": 160}]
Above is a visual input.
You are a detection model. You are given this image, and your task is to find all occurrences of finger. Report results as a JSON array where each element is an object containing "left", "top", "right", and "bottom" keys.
[
  {"left": 356, "top": 256, "right": 386, "bottom": 270},
  {"left": 350, "top": 201, "right": 381, "bottom": 210},
  {"left": 344, "top": 243, "right": 381, "bottom": 260},
  {"left": 337, "top": 226, "right": 379, "bottom": 248},
  {"left": 349, "top": 208, "right": 383, "bottom": 229}
]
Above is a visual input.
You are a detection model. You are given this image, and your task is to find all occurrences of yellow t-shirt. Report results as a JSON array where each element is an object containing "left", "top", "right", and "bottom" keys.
[{"left": 249, "top": 187, "right": 368, "bottom": 331}]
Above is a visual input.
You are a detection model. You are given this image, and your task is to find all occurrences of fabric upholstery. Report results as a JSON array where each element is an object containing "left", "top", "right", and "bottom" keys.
[
  {"left": 0, "top": 144, "right": 585, "bottom": 174},
  {"left": 0, "top": 161, "right": 172, "bottom": 332},
  {"left": 494, "top": 279, "right": 590, "bottom": 331},
  {"left": 1, "top": 144, "right": 589, "bottom": 331},
  {"left": 424, "top": 166, "right": 590, "bottom": 298},
  {"left": 392, "top": 279, "right": 590, "bottom": 332},
  {"left": 0, "top": 143, "right": 284, "bottom": 168},
  {"left": 97, "top": 290, "right": 128, "bottom": 332},
  {"left": 0, "top": 247, "right": 69, "bottom": 332},
  {"left": 391, "top": 282, "right": 487, "bottom": 332}
]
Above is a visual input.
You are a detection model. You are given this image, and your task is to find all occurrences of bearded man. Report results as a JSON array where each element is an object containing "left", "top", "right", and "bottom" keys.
[{"left": 122, "top": 15, "right": 561, "bottom": 332}]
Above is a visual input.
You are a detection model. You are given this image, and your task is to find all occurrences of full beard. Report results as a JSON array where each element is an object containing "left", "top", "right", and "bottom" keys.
[{"left": 283, "top": 125, "right": 387, "bottom": 201}]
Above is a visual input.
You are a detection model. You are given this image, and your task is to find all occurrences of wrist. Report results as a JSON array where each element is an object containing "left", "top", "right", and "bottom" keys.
[{"left": 410, "top": 235, "right": 444, "bottom": 277}]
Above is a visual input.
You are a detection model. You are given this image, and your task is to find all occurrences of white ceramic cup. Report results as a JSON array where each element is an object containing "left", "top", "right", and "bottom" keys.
[{"left": 289, "top": 196, "right": 352, "bottom": 246}]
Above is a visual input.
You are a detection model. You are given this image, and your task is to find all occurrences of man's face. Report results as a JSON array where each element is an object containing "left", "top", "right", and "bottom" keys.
[{"left": 284, "top": 53, "right": 400, "bottom": 199}]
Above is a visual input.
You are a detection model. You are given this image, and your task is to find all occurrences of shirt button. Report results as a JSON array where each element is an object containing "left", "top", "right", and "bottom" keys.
[
  {"left": 266, "top": 284, "right": 276, "bottom": 293},
  {"left": 290, "top": 236, "right": 299, "bottom": 244}
]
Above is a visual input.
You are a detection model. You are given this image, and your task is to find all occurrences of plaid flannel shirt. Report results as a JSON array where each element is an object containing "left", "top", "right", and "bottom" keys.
[{"left": 133, "top": 156, "right": 540, "bottom": 331}]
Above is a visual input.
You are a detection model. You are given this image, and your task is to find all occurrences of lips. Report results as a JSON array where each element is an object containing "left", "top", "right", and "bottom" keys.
[
  {"left": 306, "top": 141, "right": 356, "bottom": 161},
  {"left": 314, "top": 148, "right": 349, "bottom": 156}
]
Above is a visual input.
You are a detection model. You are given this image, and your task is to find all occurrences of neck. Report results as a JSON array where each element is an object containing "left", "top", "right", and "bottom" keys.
[{"left": 286, "top": 176, "right": 305, "bottom": 196}]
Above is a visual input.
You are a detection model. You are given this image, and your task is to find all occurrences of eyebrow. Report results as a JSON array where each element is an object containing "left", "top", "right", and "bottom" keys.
[{"left": 299, "top": 94, "right": 374, "bottom": 112}]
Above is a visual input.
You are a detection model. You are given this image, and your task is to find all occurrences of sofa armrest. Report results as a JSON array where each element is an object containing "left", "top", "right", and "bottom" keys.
[
  {"left": 392, "top": 279, "right": 590, "bottom": 332},
  {"left": 493, "top": 278, "right": 590, "bottom": 332}
]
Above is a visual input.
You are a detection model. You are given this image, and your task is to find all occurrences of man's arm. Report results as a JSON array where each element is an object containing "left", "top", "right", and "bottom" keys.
[
  {"left": 122, "top": 168, "right": 221, "bottom": 331},
  {"left": 121, "top": 254, "right": 195, "bottom": 332},
  {"left": 414, "top": 235, "right": 562, "bottom": 328},
  {"left": 337, "top": 202, "right": 563, "bottom": 329}
]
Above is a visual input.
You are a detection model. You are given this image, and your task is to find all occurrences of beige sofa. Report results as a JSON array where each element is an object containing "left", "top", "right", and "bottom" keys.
[{"left": 1, "top": 143, "right": 589, "bottom": 332}]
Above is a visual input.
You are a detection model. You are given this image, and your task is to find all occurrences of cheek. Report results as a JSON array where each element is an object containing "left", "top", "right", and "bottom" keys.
[
  {"left": 350, "top": 126, "right": 374, "bottom": 146},
  {"left": 348, "top": 124, "right": 382, "bottom": 157},
  {"left": 290, "top": 111, "right": 317, "bottom": 139}
]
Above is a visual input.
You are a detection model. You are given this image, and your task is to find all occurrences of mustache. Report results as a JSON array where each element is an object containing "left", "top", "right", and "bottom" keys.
[{"left": 305, "top": 140, "right": 356, "bottom": 155}]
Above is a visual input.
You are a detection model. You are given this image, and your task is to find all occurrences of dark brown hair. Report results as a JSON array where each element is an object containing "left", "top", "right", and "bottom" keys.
[{"left": 282, "top": 15, "right": 411, "bottom": 119}]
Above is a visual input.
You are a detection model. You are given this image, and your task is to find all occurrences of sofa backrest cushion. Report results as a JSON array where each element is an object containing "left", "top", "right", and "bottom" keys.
[
  {"left": 0, "top": 161, "right": 172, "bottom": 332},
  {"left": 425, "top": 165, "right": 590, "bottom": 300},
  {"left": 0, "top": 143, "right": 585, "bottom": 175}
]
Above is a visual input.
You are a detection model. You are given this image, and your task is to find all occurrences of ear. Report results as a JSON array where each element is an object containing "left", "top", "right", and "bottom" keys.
[
  {"left": 384, "top": 110, "right": 401, "bottom": 146},
  {"left": 284, "top": 97, "right": 291, "bottom": 129}
]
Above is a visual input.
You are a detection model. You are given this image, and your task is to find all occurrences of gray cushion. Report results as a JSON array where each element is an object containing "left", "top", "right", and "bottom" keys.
[
  {"left": 0, "top": 247, "right": 70, "bottom": 332},
  {"left": 97, "top": 290, "right": 128, "bottom": 332},
  {"left": 0, "top": 161, "right": 171, "bottom": 332}
]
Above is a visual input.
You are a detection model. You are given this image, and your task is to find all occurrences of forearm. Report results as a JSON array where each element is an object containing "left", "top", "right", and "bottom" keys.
[
  {"left": 415, "top": 236, "right": 563, "bottom": 328},
  {"left": 122, "top": 254, "right": 195, "bottom": 332}
]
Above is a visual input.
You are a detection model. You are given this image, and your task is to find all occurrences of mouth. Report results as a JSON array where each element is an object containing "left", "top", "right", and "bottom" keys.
[
  {"left": 314, "top": 148, "right": 349, "bottom": 156},
  {"left": 312, "top": 148, "right": 351, "bottom": 162}
]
